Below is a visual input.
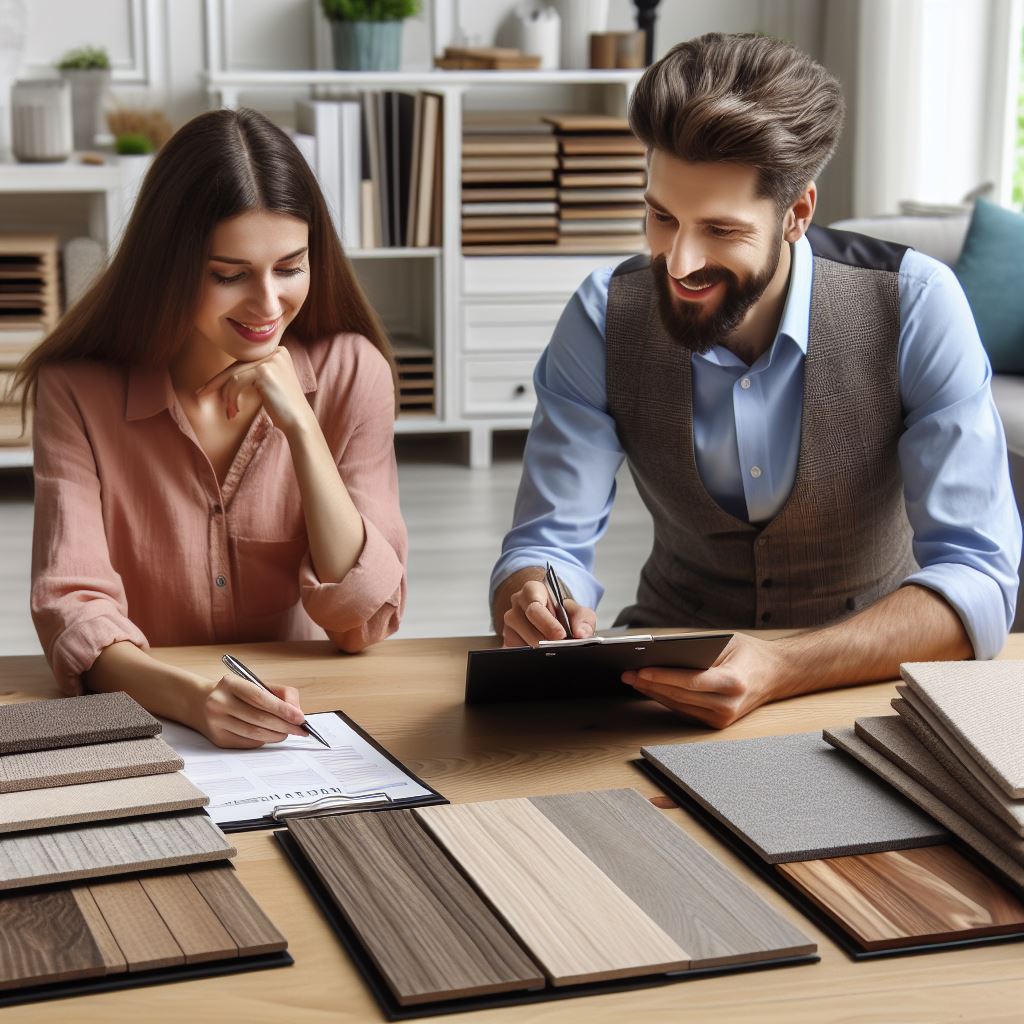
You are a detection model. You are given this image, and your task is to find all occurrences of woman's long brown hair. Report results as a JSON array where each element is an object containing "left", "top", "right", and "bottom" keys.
[{"left": 13, "top": 107, "right": 394, "bottom": 415}]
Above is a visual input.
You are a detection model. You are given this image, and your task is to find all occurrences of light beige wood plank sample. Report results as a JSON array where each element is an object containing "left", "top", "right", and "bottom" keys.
[
  {"left": 0, "top": 736, "right": 183, "bottom": 793},
  {"left": 529, "top": 789, "right": 814, "bottom": 967},
  {"left": 900, "top": 662, "right": 1024, "bottom": 797},
  {"left": 188, "top": 864, "right": 287, "bottom": 956},
  {"left": 88, "top": 879, "right": 184, "bottom": 972},
  {"left": 140, "top": 873, "right": 238, "bottom": 964},
  {"left": 0, "top": 772, "right": 207, "bottom": 832},
  {"left": 415, "top": 798, "right": 690, "bottom": 986},
  {"left": 0, "top": 813, "right": 235, "bottom": 890},
  {"left": 72, "top": 887, "right": 127, "bottom": 972}
]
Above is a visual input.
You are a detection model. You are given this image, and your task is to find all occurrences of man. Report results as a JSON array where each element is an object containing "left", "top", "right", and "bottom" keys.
[{"left": 489, "top": 33, "right": 1021, "bottom": 728}]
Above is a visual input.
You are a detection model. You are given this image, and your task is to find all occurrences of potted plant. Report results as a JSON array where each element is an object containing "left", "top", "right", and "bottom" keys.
[
  {"left": 56, "top": 45, "right": 111, "bottom": 151},
  {"left": 320, "top": 0, "right": 421, "bottom": 72}
]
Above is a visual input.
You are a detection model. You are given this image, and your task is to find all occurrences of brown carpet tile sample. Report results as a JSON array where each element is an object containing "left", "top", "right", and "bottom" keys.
[
  {"left": 0, "top": 737, "right": 183, "bottom": 794},
  {"left": 416, "top": 797, "right": 691, "bottom": 986},
  {"left": 288, "top": 811, "right": 543, "bottom": 1006},
  {"left": 0, "top": 866, "right": 285, "bottom": 992},
  {"left": 823, "top": 726, "right": 1024, "bottom": 890},
  {"left": 854, "top": 716, "right": 1024, "bottom": 863},
  {"left": 529, "top": 789, "right": 815, "bottom": 967},
  {"left": 0, "top": 692, "right": 160, "bottom": 755},
  {"left": 900, "top": 661, "right": 1024, "bottom": 798},
  {"left": 778, "top": 845, "right": 1024, "bottom": 951},
  {"left": 0, "top": 813, "right": 235, "bottom": 890},
  {"left": 892, "top": 697, "right": 1024, "bottom": 836},
  {"left": 0, "top": 772, "right": 207, "bottom": 832}
]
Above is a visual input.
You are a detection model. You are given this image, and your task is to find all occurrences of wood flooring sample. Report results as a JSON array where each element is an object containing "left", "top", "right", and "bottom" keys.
[
  {"left": 779, "top": 846, "right": 1024, "bottom": 950},
  {"left": 0, "top": 772, "right": 207, "bottom": 832},
  {"left": 0, "top": 813, "right": 234, "bottom": 890},
  {"left": 140, "top": 873, "right": 237, "bottom": 964},
  {"left": 89, "top": 879, "right": 185, "bottom": 972},
  {"left": 900, "top": 662, "right": 1024, "bottom": 797},
  {"left": 0, "top": 692, "right": 159, "bottom": 754},
  {"left": 415, "top": 799, "right": 690, "bottom": 986},
  {"left": 288, "top": 811, "right": 542, "bottom": 1005},
  {"left": 529, "top": 789, "right": 814, "bottom": 967},
  {"left": 187, "top": 865, "right": 287, "bottom": 957},
  {"left": 0, "top": 737, "right": 183, "bottom": 794}
]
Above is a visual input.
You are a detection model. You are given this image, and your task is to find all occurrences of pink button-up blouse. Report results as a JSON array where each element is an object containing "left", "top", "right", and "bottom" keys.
[{"left": 31, "top": 333, "right": 407, "bottom": 695}]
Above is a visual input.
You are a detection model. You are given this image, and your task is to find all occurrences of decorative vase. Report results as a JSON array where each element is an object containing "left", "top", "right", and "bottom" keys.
[
  {"left": 11, "top": 78, "right": 72, "bottom": 162},
  {"left": 0, "top": 0, "right": 28, "bottom": 161},
  {"left": 511, "top": 6, "right": 561, "bottom": 71},
  {"left": 59, "top": 66, "right": 111, "bottom": 150},
  {"left": 330, "top": 20, "right": 403, "bottom": 71},
  {"left": 552, "top": 0, "right": 609, "bottom": 70}
]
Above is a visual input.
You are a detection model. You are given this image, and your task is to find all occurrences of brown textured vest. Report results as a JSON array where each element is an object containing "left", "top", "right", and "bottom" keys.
[{"left": 605, "top": 225, "right": 918, "bottom": 629}]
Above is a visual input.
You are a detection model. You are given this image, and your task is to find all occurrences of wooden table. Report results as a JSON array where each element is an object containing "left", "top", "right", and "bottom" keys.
[{"left": 3, "top": 634, "right": 1023, "bottom": 1022}]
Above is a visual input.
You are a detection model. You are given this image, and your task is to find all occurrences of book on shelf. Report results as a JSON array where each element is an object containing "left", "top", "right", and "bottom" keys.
[
  {"left": 560, "top": 154, "right": 647, "bottom": 171},
  {"left": 460, "top": 216, "right": 558, "bottom": 230},
  {"left": 462, "top": 169, "right": 555, "bottom": 183},
  {"left": 560, "top": 135, "right": 646, "bottom": 155},
  {"left": 462, "top": 155, "right": 559, "bottom": 171},
  {"left": 462, "top": 136, "right": 558, "bottom": 156},
  {"left": 558, "top": 218, "right": 645, "bottom": 234},
  {"left": 559, "top": 172, "right": 647, "bottom": 188},
  {"left": 295, "top": 100, "right": 345, "bottom": 242},
  {"left": 558, "top": 187, "right": 645, "bottom": 203},
  {"left": 552, "top": 234, "right": 646, "bottom": 252},
  {"left": 463, "top": 112, "right": 553, "bottom": 135},
  {"left": 542, "top": 113, "right": 632, "bottom": 133},
  {"left": 460, "top": 187, "right": 558, "bottom": 202},
  {"left": 463, "top": 229, "right": 558, "bottom": 244},
  {"left": 462, "top": 201, "right": 559, "bottom": 215},
  {"left": 414, "top": 92, "right": 442, "bottom": 248},
  {"left": 560, "top": 204, "right": 646, "bottom": 219}
]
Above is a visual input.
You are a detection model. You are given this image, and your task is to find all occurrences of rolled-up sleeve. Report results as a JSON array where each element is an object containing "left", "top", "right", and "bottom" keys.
[
  {"left": 300, "top": 344, "right": 407, "bottom": 651},
  {"left": 31, "top": 367, "right": 149, "bottom": 694}
]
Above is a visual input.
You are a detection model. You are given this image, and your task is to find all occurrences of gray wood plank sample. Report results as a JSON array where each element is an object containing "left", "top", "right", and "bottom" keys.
[
  {"left": 641, "top": 732, "right": 947, "bottom": 863},
  {"left": 287, "top": 810, "right": 543, "bottom": 1005},
  {"left": 0, "top": 813, "right": 235, "bottom": 890},
  {"left": 0, "top": 737, "right": 183, "bottom": 794},
  {"left": 0, "top": 772, "right": 207, "bottom": 832},
  {"left": 0, "top": 692, "right": 160, "bottom": 754},
  {"left": 900, "top": 661, "right": 1024, "bottom": 797},
  {"left": 529, "top": 789, "right": 815, "bottom": 967},
  {"left": 823, "top": 726, "right": 1024, "bottom": 890}
]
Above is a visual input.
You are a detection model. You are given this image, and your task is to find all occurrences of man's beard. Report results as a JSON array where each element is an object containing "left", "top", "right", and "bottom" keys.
[{"left": 652, "top": 232, "right": 783, "bottom": 354}]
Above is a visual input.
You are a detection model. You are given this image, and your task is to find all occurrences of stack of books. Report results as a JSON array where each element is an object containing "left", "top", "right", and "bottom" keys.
[
  {"left": 392, "top": 341, "right": 435, "bottom": 417},
  {"left": 461, "top": 113, "right": 559, "bottom": 248}
]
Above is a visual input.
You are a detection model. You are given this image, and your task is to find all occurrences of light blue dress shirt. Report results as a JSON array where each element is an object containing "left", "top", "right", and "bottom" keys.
[{"left": 490, "top": 234, "right": 1022, "bottom": 659}]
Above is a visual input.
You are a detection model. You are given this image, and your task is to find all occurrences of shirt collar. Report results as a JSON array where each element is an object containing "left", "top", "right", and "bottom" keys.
[{"left": 125, "top": 335, "right": 318, "bottom": 422}]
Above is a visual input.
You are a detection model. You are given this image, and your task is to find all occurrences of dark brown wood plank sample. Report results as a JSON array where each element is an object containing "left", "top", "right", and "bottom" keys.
[
  {"left": 188, "top": 865, "right": 287, "bottom": 957},
  {"left": 287, "top": 811, "right": 543, "bottom": 1006},
  {"left": 0, "top": 888, "right": 108, "bottom": 991},
  {"left": 140, "top": 873, "right": 238, "bottom": 964},
  {"left": 0, "top": 692, "right": 159, "bottom": 754},
  {"left": 529, "top": 789, "right": 815, "bottom": 967},
  {"left": 88, "top": 879, "right": 184, "bottom": 971},
  {"left": 778, "top": 845, "right": 1024, "bottom": 950}
]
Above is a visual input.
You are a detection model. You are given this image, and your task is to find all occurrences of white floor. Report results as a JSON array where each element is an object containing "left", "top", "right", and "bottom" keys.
[{"left": 0, "top": 434, "right": 652, "bottom": 656}]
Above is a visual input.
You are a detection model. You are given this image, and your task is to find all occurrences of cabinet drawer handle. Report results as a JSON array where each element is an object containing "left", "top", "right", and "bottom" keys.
[{"left": 513, "top": 384, "right": 527, "bottom": 397}]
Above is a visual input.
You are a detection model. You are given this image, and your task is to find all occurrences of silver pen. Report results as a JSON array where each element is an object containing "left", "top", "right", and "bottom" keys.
[
  {"left": 544, "top": 561, "right": 573, "bottom": 639},
  {"left": 222, "top": 653, "right": 330, "bottom": 749}
]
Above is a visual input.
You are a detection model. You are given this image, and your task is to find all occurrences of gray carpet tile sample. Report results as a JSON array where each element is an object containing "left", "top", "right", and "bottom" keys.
[
  {"left": 854, "top": 716, "right": 1024, "bottom": 863},
  {"left": 641, "top": 731, "right": 947, "bottom": 864},
  {"left": 0, "top": 813, "right": 235, "bottom": 890},
  {"left": 891, "top": 697, "right": 1024, "bottom": 837},
  {"left": 824, "top": 726, "right": 1024, "bottom": 891},
  {"left": 900, "top": 661, "right": 1024, "bottom": 798},
  {"left": 0, "top": 693, "right": 160, "bottom": 755},
  {"left": 0, "top": 772, "right": 207, "bottom": 833},
  {"left": 0, "top": 736, "right": 183, "bottom": 793}
]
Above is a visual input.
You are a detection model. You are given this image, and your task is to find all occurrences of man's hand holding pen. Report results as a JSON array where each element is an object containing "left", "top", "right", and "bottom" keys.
[{"left": 501, "top": 565, "right": 598, "bottom": 648}]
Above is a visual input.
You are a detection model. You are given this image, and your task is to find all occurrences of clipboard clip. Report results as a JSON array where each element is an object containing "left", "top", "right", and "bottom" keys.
[{"left": 271, "top": 792, "right": 394, "bottom": 821}]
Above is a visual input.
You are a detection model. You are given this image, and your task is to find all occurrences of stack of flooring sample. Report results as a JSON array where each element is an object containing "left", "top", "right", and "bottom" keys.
[
  {"left": 641, "top": 731, "right": 1024, "bottom": 958},
  {"left": 280, "top": 787, "right": 815, "bottom": 1015}
]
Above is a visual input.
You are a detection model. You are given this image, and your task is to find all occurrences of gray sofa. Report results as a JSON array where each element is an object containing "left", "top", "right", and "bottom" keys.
[{"left": 832, "top": 214, "right": 1024, "bottom": 632}]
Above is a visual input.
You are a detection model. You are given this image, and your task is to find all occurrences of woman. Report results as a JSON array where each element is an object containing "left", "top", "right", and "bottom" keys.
[{"left": 15, "top": 108, "right": 407, "bottom": 748}]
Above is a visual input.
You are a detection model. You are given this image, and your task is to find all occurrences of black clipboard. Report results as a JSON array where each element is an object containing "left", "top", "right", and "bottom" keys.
[
  {"left": 214, "top": 709, "right": 446, "bottom": 833},
  {"left": 465, "top": 631, "right": 733, "bottom": 704}
]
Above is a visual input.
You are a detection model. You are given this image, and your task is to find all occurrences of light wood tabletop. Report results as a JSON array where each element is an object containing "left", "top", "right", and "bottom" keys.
[{"left": 2, "top": 633, "right": 1023, "bottom": 1022}]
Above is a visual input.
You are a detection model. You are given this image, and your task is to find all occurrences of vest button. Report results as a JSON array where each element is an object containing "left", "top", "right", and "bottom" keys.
[
  {"left": 215, "top": 574, "right": 227, "bottom": 588},
  {"left": 761, "top": 578, "right": 772, "bottom": 588},
  {"left": 760, "top": 611, "right": 772, "bottom": 623}
]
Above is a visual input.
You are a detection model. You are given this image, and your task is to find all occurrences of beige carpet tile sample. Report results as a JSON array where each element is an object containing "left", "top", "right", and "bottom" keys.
[
  {"left": 72, "top": 888, "right": 127, "bottom": 971},
  {"left": 0, "top": 736, "right": 183, "bottom": 794},
  {"left": 778, "top": 845, "right": 1024, "bottom": 951},
  {"left": 0, "top": 812, "right": 235, "bottom": 890},
  {"left": 900, "top": 661, "right": 1024, "bottom": 797},
  {"left": 287, "top": 811, "right": 544, "bottom": 1006},
  {"left": 854, "top": 716, "right": 1024, "bottom": 863},
  {"left": 88, "top": 879, "right": 185, "bottom": 972},
  {"left": 823, "top": 726, "right": 1024, "bottom": 890},
  {"left": 139, "top": 873, "right": 238, "bottom": 964},
  {"left": 187, "top": 865, "right": 287, "bottom": 957},
  {"left": 892, "top": 697, "right": 1024, "bottom": 836},
  {"left": 0, "top": 772, "right": 207, "bottom": 832},
  {"left": 0, "top": 692, "right": 160, "bottom": 755},
  {"left": 529, "top": 789, "right": 815, "bottom": 967},
  {"left": 415, "top": 797, "right": 691, "bottom": 986}
]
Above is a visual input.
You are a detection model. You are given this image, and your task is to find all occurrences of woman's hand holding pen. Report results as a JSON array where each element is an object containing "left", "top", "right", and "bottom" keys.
[
  {"left": 502, "top": 579, "right": 597, "bottom": 648},
  {"left": 195, "top": 673, "right": 308, "bottom": 749}
]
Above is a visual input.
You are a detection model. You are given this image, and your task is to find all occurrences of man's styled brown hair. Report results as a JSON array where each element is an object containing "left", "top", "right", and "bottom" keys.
[{"left": 629, "top": 33, "right": 845, "bottom": 209}]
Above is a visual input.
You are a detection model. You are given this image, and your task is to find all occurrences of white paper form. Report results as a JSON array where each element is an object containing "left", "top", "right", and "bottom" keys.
[{"left": 159, "top": 713, "right": 432, "bottom": 825}]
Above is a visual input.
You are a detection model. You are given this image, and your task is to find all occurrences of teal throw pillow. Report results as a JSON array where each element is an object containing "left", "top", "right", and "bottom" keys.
[{"left": 954, "top": 198, "right": 1024, "bottom": 373}]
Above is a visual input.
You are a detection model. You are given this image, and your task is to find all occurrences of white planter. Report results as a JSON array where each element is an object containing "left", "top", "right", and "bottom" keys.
[
  {"left": 552, "top": 0, "right": 610, "bottom": 70},
  {"left": 11, "top": 78, "right": 72, "bottom": 162},
  {"left": 60, "top": 67, "right": 111, "bottom": 151}
]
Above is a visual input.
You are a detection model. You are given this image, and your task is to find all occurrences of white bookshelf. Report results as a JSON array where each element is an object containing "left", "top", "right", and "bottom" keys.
[{"left": 206, "top": 68, "right": 644, "bottom": 467}]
